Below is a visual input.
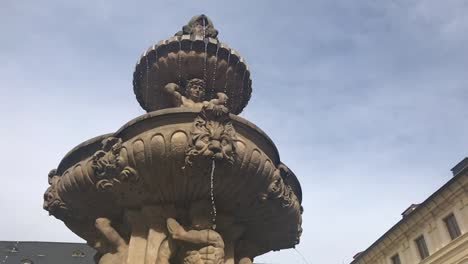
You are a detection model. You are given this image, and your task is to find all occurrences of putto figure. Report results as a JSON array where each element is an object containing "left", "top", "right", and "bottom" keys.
[{"left": 164, "top": 78, "right": 228, "bottom": 111}]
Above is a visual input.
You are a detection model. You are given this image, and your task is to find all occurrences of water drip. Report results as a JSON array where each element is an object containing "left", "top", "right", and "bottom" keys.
[
  {"left": 223, "top": 52, "right": 231, "bottom": 95},
  {"left": 211, "top": 44, "right": 220, "bottom": 98},
  {"left": 210, "top": 159, "right": 217, "bottom": 230},
  {"left": 145, "top": 56, "right": 149, "bottom": 110},
  {"left": 178, "top": 40, "right": 182, "bottom": 86},
  {"left": 203, "top": 19, "right": 208, "bottom": 87},
  {"left": 154, "top": 49, "right": 159, "bottom": 103},
  {"left": 139, "top": 60, "right": 144, "bottom": 110},
  {"left": 294, "top": 248, "right": 312, "bottom": 264},
  {"left": 239, "top": 69, "right": 247, "bottom": 110},
  {"left": 230, "top": 60, "right": 240, "bottom": 111}
]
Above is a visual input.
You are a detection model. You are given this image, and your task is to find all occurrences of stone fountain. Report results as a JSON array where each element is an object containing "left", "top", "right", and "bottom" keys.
[{"left": 43, "top": 15, "right": 303, "bottom": 264}]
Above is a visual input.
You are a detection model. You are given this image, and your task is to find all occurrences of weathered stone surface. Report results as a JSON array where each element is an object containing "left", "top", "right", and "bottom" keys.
[{"left": 44, "top": 15, "right": 303, "bottom": 264}]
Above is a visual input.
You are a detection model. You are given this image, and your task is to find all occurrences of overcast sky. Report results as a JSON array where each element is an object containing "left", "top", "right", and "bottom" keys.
[{"left": 1, "top": 0, "right": 468, "bottom": 263}]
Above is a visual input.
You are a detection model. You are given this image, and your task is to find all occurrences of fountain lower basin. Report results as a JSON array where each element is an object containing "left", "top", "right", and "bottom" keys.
[{"left": 45, "top": 108, "right": 302, "bottom": 259}]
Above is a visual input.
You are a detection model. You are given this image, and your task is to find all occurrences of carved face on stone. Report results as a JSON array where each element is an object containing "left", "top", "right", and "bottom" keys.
[
  {"left": 186, "top": 79, "right": 206, "bottom": 102},
  {"left": 43, "top": 186, "right": 57, "bottom": 210},
  {"left": 192, "top": 120, "right": 235, "bottom": 162}
]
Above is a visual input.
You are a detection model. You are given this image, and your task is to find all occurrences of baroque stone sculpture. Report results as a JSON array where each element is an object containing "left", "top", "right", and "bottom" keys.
[{"left": 43, "top": 14, "right": 303, "bottom": 264}]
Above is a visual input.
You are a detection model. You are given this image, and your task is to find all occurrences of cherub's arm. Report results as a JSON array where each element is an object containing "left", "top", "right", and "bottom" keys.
[
  {"left": 209, "top": 92, "right": 228, "bottom": 105},
  {"left": 167, "top": 218, "right": 224, "bottom": 248},
  {"left": 164, "top": 83, "right": 183, "bottom": 107},
  {"left": 203, "top": 92, "right": 229, "bottom": 115}
]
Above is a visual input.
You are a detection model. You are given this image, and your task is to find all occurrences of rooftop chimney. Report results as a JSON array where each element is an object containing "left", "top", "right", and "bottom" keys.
[
  {"left": 401, "top": 204, "right": 419, "bottom": 218},
  {"left": 451, "top": 157, "right": 468, "bottom": 177}
]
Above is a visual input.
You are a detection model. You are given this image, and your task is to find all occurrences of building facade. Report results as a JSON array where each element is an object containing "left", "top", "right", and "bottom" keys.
[{"left": 351, "top": 158, "right": 468, "bottom": 264}]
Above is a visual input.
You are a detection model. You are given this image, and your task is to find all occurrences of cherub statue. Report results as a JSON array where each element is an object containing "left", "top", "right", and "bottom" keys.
[
  {"left": 164, "top": 78, "right": 228, "bottom": 112},
  {"left": 175, "top": 14, "right": 219, "bottom": 39},
  {"left": 156, "top": 201, "right": 225, "bottom": 264}
]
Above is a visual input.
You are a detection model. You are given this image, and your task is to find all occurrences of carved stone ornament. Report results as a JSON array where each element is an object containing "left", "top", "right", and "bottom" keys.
[
  {"left": 43, "top": 169, "right": 70, "bottom": 220},
  {"left": 259, "top": 164, "right": 303, "bottom": 245},
  {"left": 175, "top": 14, "right": 219, "bottom": 39},
  {"left": 185, "top": 101, "right": 236, "bottom": 167},
  {"left": 91, "top": 137, "right": 139, "bottom": 191},
  {"left": 264, "top": 165, "right": 300, "bottom": 208}
]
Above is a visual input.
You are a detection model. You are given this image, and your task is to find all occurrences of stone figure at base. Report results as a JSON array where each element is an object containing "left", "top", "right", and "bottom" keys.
[
  {"left": 167, "top": 218, "right": 224, "bottom": 249},
  {"left": 157, "top": 201, "right": 225, "bottom": 264},
  {"left": 93, "top": 218, "right": 128, "bottom": 264}
]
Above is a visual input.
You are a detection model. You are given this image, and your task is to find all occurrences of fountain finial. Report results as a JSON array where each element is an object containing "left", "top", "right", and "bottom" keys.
[{"left": 175, "top": 14, "right": 218, "bottom": 39}]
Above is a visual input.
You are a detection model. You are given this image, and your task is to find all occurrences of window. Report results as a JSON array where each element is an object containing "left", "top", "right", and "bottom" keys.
[
  {"left": 444, "top": 213, "right": 462, "bottom": 240},
  {"left": 415, "top": 235, "right": 430, "bottom": 260},
  {"left": 391, "top": 254, "right": 401, "bottom": 264},
  {"left": 72, "top": 249, "right": 85, "bottom": 257}
]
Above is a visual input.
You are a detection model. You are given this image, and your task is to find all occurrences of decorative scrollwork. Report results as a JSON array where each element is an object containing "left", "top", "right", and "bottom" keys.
[
  {"left": 261, "top": 165, "right": 301, "bottom": 210},
  {"left": 43, "top": 169, "right": 70, "bottom": 220},
  {"left": 91, "top": 137, "right": 139, "bottom": 191}
]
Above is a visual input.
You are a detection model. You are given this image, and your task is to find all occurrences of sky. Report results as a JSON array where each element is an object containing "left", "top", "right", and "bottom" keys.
[{"left": 1, "top": 0, "right": 468, "bottom": 263}]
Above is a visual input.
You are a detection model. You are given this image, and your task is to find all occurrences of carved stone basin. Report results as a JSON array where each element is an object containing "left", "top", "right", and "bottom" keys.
[
  {"left": 45, "top": 108, "right": 302, "bottom": 262},
  {"left": 133, "top": 17, "right": 252, "bottom": 115}
]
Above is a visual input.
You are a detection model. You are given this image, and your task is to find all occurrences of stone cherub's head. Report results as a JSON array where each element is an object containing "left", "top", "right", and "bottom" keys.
[{"left": 186, "top": 78, "right": 206, "bottom": 103}]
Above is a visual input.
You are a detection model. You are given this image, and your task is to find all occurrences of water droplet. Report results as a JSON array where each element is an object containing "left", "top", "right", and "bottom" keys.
[{"left": 210, "top": 159, "right": 217, "bottom": 230}]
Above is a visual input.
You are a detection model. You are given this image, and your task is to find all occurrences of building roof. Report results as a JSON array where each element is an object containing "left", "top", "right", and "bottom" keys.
[
  {"left": 0, "top": 241, "right": 95, "bottom": 263},
  {"left": 350, "top": 158, "right": 468, "bottom": 263}
]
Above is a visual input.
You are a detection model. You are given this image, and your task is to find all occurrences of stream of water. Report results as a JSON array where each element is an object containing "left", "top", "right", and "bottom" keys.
[{"left": 210, "top": 159, "right": 217, "bottom": 230}]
